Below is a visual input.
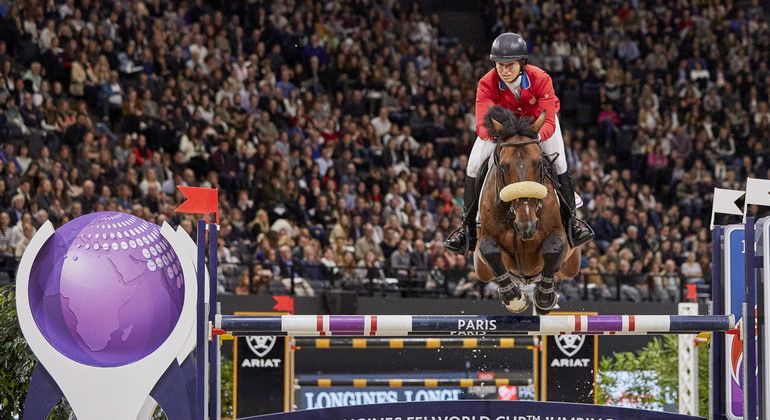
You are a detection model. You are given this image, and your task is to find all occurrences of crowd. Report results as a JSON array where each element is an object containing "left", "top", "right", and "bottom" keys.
[{"left": 0, "top": 0, "right": 767, "bottom": 302}]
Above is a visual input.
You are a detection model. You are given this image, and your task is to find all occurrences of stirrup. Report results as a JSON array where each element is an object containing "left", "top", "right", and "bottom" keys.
[
  {"left": 568, "top": 217, "right": 595, "bottom": 248},
  {"left": 443, "top": 225, "right": 471, "bottom": 255}
]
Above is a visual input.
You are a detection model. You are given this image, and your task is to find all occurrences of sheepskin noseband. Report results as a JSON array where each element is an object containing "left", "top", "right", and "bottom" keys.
[{"left": 499, "top": 181, "right": 547, "bottom": 202}]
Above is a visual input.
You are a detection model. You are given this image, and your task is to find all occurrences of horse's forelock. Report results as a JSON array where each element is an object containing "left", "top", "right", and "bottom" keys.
[{"left": 483, "top": 106, "right": 538, "bottom": 141}]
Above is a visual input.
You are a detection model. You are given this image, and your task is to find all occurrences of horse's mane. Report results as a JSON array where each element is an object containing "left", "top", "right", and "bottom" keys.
[{"left": 483, "top": 106, "right": 538, "bottom": 141}]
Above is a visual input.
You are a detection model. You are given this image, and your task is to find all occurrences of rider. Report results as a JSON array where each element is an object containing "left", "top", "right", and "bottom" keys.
[{"left": 444, "top": 32, "right": 595, "bottom": 254}]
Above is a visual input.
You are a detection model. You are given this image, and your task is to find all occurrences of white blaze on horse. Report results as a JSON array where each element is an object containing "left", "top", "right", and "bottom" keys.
[{"left": 474, "top": 106, "right": 581, "bottom": 314}]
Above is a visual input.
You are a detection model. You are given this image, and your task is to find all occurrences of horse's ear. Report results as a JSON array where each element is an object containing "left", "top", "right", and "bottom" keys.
[
  {"left": 531, "top": 110, "right": 546, "bottom": 132},
  {"left": 491, "top": 118, "right": 503, "bottom": 135}
]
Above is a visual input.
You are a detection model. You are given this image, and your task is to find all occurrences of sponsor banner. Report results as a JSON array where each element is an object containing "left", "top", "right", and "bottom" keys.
[
  {"left": 299, "top": 387, "right": 462, "bottom": 410},
  {"left": 234, "top": 312, "right": 292, "bottom": 417},
  {"left": 298, "top": 385, "right": 537, "bottom": 410},
  {"left": 542, "top": 313, "right": 597, "bottom": 404},
  {"left": 239, "top": 400, "right": 702, "bottom": 420}
]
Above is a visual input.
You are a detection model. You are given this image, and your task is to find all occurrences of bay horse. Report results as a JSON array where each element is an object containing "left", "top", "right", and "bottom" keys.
[{"left": 474, "top": 105, "right": 581, "bottom": 315}]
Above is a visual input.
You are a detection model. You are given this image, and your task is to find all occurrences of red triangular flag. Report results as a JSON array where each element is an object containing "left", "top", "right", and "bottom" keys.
[
  {"left": 175, "top": 186, "right": 219, "bottom": 225},
  {"left": 685, "top": 284, "right": 697, "bottom": 302},
  {"left": 273, "top": 296, "right": 295, "bottom": 314}
]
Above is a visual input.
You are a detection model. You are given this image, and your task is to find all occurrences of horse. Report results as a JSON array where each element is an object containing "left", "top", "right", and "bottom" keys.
[{"left": 473, "top": 105, "right": 581, "bottom": 315}]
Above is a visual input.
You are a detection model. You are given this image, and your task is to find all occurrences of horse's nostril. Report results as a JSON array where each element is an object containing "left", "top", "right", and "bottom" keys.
[{"left": 516, "top": 220, "right": 539, "bottom": 240}]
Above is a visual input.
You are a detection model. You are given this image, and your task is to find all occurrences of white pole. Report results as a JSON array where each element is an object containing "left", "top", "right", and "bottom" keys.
[{"left": 678, "top": 302, "right": 699, "bottom": 416}]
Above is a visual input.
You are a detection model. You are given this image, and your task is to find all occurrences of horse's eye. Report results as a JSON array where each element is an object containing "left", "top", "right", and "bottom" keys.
[{"left": 534, "top": 161, "right": 543, "bottom": 169}]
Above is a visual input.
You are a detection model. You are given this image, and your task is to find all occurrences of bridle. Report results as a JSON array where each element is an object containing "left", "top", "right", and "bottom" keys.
[
  {"left": 491, "top": 134, "right": 547, "bottom": 284},
  {"left": 492, "top": 136, "right": 545, "bottom": 225}
]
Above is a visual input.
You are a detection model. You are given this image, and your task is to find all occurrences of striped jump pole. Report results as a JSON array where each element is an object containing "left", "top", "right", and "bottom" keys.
[
  {"left": 293, "top": 336, "right": 538, "bottom": 349},
  {"left": 296, "top": 378, "right": 531, "bottom": 388},
  {"left": 217, "top": 314, "right": 735, "bottom": 337}
]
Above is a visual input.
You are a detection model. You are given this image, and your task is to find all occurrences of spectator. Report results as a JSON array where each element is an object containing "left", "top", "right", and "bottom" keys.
[
  {"left": 410, "top": 239, "right": 430, "bottom": 286},
  {"left": 277, "top": 244, "right": 314, "bottom": 296},
  {"left": 354, "top": 223, "right": 383, "bottom": 262},
  {"left": 235, "top": 269, "right": 251, "bottom": 295},
  {"left": 1, "top": 0, "right": 763, "bottom": 305},
  {"left": 454, "top": 270, "right": 482, "bottom": 299},
  {"left": 100, "top": 71, "right": 123, "bottom": 122},
  {"left": 301, "top": 246, "right": 324, "bottom": 283},
  {"left": 583, "top": 256, "right": 611, "bottom": 300},
  {"left": 675, "top": 172, "right": 704, "bottom": 217},
  {"left": 680, "top": 252, "right": 704, "bottom": 287},
  {"left": 356, "top": 250, "right": 386, "bottom": 289},
  {"left": 0, "top": 212, "right": 14, "bottom": 259},
  {"left": 618, "top": 260, "right": 642, "bottom": 302},
  {"left": 390, "top": 239, "right": 411, "bottom": 284}
]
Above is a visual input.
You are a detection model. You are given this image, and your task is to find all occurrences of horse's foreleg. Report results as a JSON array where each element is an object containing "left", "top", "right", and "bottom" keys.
[
  {"left": 478, "top": 237, "right": 531, "bottom": 313},
  {"left": 535, "top": 233, "right": 566, "bottom": 315}
]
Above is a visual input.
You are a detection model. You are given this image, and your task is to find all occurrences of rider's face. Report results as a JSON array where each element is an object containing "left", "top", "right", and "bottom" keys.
[{"left": 495, "top": 60, "right": 522, "bottom": 84}]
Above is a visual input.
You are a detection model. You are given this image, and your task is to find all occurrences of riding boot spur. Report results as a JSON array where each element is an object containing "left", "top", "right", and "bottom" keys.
[
  {"left": 556, "top": 172, "right": 595, "bottom": 248},
  {"left": 444, "top": 176, "right": 478, "bottom": 255}
]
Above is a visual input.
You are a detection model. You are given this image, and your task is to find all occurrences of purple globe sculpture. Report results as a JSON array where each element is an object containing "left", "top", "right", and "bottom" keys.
[{"left": 27, "top": 212, "right": 185, "bottom": 367}]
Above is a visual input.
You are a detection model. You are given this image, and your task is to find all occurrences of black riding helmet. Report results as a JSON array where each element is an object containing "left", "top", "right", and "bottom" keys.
[{"left": 490, "top": 32, "right": 528, "bottom": 71}]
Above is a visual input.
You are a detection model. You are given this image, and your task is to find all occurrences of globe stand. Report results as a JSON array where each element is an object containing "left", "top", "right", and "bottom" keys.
[
  {"left": 148, "top": 360, "right": 194, "bottom": 419},
  {"left": 23, "top": 364, "right": 63, "bottom": 420}
]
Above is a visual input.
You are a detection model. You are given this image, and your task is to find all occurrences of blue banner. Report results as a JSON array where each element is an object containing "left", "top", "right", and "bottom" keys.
[
  {"left": 241, "top": 400, "right": 703, "bottom": 420},
  {"left": 724, "top": 226, "right": 745, "bottom": 419}
]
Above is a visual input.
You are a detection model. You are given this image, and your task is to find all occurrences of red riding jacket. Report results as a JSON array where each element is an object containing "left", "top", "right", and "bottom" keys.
[{"left": 475, "top": 65, "right": 560, "bottom": 141}]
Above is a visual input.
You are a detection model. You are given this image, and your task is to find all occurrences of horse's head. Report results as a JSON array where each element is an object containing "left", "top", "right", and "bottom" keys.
[{"left": 484, "top": 106, "right": 547, "bottom": 241}]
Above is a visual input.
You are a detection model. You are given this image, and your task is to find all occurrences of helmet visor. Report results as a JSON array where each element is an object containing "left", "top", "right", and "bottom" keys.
[{"left": 490, "top": 54, "right": 526, "bottom": 63}]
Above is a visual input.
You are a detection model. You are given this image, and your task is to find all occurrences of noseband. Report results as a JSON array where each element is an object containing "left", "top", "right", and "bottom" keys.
[{"left": 493, "top": 137, "right": 545, "bottom": 225}]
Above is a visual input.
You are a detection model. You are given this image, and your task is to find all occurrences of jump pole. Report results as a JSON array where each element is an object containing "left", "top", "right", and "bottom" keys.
[
  {"left": 292, "top": 336, "right": 538, "bottom": 349},
  {"left": 295, "top": 378, "right": 532, "bottom": 387},
  {"left": 216, "top": 314, "right": 734, "bottom": 337}
]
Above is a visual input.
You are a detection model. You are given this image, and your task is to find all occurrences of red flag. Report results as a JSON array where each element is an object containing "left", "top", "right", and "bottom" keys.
[
  {"left": 175, "top": 186, "right": 219, "bottom": 225},
  {"left": 273, "top": 296, "right": 295, "bottom": 314},
  {"left": 685, "top": 284, "right": 697, "bottom": 302}
]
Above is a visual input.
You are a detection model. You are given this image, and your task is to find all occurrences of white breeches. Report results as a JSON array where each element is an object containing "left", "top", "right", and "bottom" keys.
[{"left": 467, "top": 115, "right": 568, "bottom": 177}]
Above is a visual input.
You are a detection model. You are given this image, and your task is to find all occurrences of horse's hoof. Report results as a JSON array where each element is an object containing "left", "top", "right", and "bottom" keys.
[
  {"left": 501, "top": 288, "right": 531, "bottom": 313},
  {"left": 534, "top": 289, "right": 558, "bottom": 315}
]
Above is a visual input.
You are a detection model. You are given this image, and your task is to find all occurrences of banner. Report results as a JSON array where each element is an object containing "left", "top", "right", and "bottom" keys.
[
  {"left": 723, "top": 225, "right": 743, "bottom": 419},
  {"left": 234, "top": 312, "right": 292, "bottom": 416},
  {"left": 298, "top": 387, "right": 461, "bottom": 410},
  {"left": 240, "top": 400, "right": 701, "bottom": 420},
  {"left": 542, "top": 312, "right": 597, "bottom": 404}
]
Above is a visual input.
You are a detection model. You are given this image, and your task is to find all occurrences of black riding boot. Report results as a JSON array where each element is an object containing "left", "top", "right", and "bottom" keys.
[
  {"left": 444, "top": 176, "right": 478, "bottom": 255},
  {"left": 557, "top": 172, "right": 595, "bottom": 247}
]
